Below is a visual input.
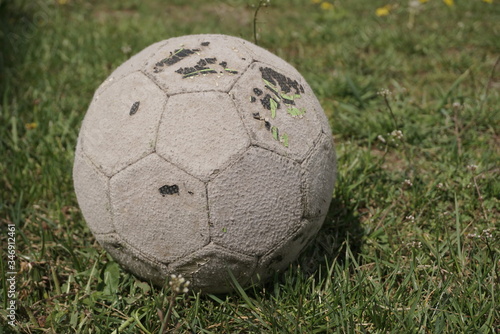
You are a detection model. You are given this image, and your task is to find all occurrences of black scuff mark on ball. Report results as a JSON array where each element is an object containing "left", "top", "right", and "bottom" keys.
[
  {"left": 247, "top": 66, "right": 307, "bottom": 148},
  {"left": 201, "top": 41, "right": 210, "bottom": 46},
  {"left": 260, "top": 94, "right": 272, "bottom": 110},
  {"left": 219, "top": 60, "right": 239, "bottom": 75},
  {"left": 153, "top": 48, "right": 200, "bottom": 73},
  {"left": 175, "top": 57, "right": 238, "bottom": 78},
  {"left": 253, "top": 88, "right": 263, "bottom": 96},
  {"left": 260, "top": 94, "right": 280, "bottom": 111},
  {"left": 175, "top": 58, "right": 218, "bottom": 78},
  {"left": 259, "top": 66, "right": 302, "bottom": 95},
  {"left": 252, "top": 112, "right": 261, "bottom": 120},
  {"left": 264, "top": 83, "right": 280, "bottom": 100},
  {"left": 129, "top": 101, "right": 140, "bottom": 116},
  {"left": 159, "top": 184, "right": 179, "bottom": 196}
]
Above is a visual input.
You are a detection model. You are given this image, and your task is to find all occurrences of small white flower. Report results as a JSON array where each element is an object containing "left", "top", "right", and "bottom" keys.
[
  {"left": 482, "top": 229, "right": 493, "bottom": 239},
  {"left": 169, "top": 274, "right": 190, "bottom": 294},
  {"left": 409, "top": 0, "right": 419, "bottom": 7},
  {"left": 467, "top": 164, "right": 478, "bottom": 172},
  {"left": 390, "top": 130, "right": 404, "bottom": 140},
  {"left": 377, "top": 88, "right": 392, "bottom": 97},
  {"left": 403, "top": 179, "right": 413, "bottom": 187},
  {"left": 405, "top": 215, "right": 415, "bottom": 222},
  {"left": 467, "top": 228, "right": 494, "bottom": 240},
  {"left": 121, "top": 44, "right": 132, "bottom": 54},
  {"left": 405, "top": 241, "right": 422, "bottom": 248},
  {"left": 377, "top": 135, "right": 386, "bottom": 143}
]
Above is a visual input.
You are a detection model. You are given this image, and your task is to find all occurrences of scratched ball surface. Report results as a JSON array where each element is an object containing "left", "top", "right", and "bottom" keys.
[{"left": 73, "top": 34, "right": 336, "bottom": 294}]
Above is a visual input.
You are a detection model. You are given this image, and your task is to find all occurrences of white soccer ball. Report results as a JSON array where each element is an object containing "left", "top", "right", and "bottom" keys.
[{"left": 73, "top": 34, "right": 336, "bottom": 294}]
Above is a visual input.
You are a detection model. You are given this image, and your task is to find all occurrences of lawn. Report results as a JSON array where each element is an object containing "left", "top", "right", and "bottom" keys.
[{"left": 0, "top": 0, "right": 499, "bottom": 333}]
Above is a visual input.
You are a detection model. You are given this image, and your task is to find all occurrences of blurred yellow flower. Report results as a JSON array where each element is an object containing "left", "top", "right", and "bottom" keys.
[
  {"left": 443, "top": 0, "right": 454, "bottom": 6},
  {"left": 482, "top": 0, "right": 492, "bottom": 3},
  {"left": 419, "top": 0, "right": 429, "bottom": 3},
  {"left": 376, "top": 5, "right": 391, "bottom": 16},
  {"left": 320, "top": 1, "right": 334, "bottom": 10},
  {"left": 25, "top": 122, "right": 38, "bottom": 130},
  {"left": 58, "top": 0, "right": 68, "bottom": 4},
  {"left": 311, "top": 0, "right": 321, "bottom": 3}
]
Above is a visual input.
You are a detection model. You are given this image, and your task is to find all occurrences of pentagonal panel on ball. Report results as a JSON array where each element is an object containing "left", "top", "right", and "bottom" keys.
[
  {"left": 230, "top": 62, "right": 324, "bottom": 162},
  {"left": 170, "top": 243, "right": 257, "bottom": 294},
  {"left": 156, "top": 91, "right": 250, "bottom": 181},
  {"left": 80, "top": 71, "right": 166, "bottom": 177},
  {"left": 143, "top": 35, "right": 253, "bottom": 94},
  {"left": 109, "top": 153, "right": 209, "bottom": 264},
  {"left": 208, "top": 146, "right": 302, "bottom": 257}
]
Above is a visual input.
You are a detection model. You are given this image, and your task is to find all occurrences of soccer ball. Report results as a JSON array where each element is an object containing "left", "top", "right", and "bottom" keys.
[{"left": 73, "top": 34, "right": 336, "bottom": 294}]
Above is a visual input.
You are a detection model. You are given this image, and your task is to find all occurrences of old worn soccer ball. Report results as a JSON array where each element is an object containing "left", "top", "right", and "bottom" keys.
[{"left": 73, "top": 34, "right": 336, "bottom": 294}]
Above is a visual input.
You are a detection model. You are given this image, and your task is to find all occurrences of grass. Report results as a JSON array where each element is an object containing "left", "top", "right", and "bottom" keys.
[{"left": 0, "top": 0, "right": 499, "bottom": 332}]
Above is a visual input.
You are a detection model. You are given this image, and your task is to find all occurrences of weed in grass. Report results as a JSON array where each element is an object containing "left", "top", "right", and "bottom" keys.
[
  {"left": 252, "top": 0, "right": 271, "bottom": 45},
  {"left": 157, "top": 274, "right": 191, "bottom": 334}
]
